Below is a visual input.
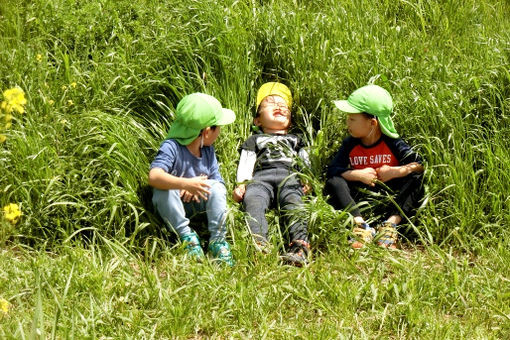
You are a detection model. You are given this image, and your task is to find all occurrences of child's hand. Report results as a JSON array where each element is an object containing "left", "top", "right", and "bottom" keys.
[
  {"left": 181, "top": 175, "right": 211, "bottom": 201},
  {"left": 180, "top": 190, "right": 200, "bottom": 203},
  {"left": 376, "top": 165, "right": 398, "bottom": 183},
  {"left": 302, "top": 183, "right": 312, "bottom": 195},
  {"left": 233, "top": 184, "right": 246, "bottom": 202},
  {"left": 358, "top": 167, "right": 378, "bottom": 187}
]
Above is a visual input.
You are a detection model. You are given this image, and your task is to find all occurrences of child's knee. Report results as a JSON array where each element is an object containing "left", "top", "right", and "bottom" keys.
[
  {"left": 152, "top": 188, "right": 181, "bottom": 207},
  {"left": 207, "top": 180, "right": 226, "bottom": 196}
]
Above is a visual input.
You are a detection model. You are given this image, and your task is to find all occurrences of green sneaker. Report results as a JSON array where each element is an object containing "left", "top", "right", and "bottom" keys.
[
  {"left": 208, "top": 240, "right": 234, "bottom": 266},
  {"left": 181, "top": 232, "right": 205, "bottom": 261}
]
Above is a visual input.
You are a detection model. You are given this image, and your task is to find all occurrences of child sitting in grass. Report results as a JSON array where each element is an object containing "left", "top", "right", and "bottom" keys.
[
  {"left": 324, "top": 84, "right": 424, "bottom": 249},
  {"left": 149, "top": 93, "right": 236, "bottom": 265},
  {"left": 233, "top": 82, "right": 311, "bottom": 266}
]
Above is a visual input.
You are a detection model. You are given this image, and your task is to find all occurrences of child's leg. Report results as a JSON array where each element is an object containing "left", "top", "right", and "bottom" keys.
[
  {"left": 324, "top": 176, "right": 376, "bottom": 248},
  {"left": 376, "top": 172, "right": 424, "bottom": 249},
  {"left": 386, "top": 172, "right": 424, "bottom": 221},
  {"left": 324, "top": 176, "right": 362, "bottom": 218},
  {"left": 152, "top": 188, "right": 193, "bottom": 238},
  {"left": 243, "top": 181, "right": 272, "bottom": 241},
  {"left": 202, "top": 180, "right": 228, "bottom": 242},
  {"left": 278, "top": 177, "right": 309, "bottom": 243}
]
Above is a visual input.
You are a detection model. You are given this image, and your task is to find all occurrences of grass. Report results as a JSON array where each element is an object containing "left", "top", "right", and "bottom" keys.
[{"left": 0, "top": 0, "right": 509, "bottom": 338}]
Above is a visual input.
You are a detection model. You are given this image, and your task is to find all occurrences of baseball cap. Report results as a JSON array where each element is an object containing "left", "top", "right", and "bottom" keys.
[
  {"left": 167, "top": 93, "right": 236, "bottom": 145},
  {"left": 333, "top": 84, "right": 399, "bottom": 138},
  {"left": 256, "top": 82, "right": 292, "bottom": 110}
]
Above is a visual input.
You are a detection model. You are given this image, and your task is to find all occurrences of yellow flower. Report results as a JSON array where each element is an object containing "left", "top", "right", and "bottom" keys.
[
  {"left": 1, "top": 88, "right": 27, "bottom": 114},
  {"left": 0, "top": 298, "right": 9, "bottom": 314},
  {"left": 48, "top": 99, "right": 55, "bottom": 106},
  {"left": 3, "top": 203, "right": 21, "bottom": 225},
  {"left": 70, "top": 82, "right": 77, "bottom": 88},
  {"left": 0, "top": 135, "right": 6, "bottom": 143},
  {"left": 36, "top": 54, "right": 42, "bottom": 62},
  {"left": 61, "top": 85, "right": 67, "bottom": 91},
  {"left": 67, "top": 100, "right": 73, "bottom": 106}
]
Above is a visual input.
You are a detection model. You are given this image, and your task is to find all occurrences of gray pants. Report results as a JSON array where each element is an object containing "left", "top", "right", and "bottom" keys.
[{"left": 243, "top": 168, "right": 309, "bottom": 243}]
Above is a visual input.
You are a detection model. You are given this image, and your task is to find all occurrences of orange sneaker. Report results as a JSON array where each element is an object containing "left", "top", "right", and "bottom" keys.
[{"left": 350, "top": 223, "right": 375, "bottom": 249}]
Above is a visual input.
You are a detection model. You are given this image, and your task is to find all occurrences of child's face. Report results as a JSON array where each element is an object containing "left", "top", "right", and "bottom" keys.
[
  {"left": 202, "top": 126, "right": 221, "bottom": 146},
  {"left": 346, "top": 113, "right": 376, "bottom": 138},
  {"left": 254, "top": 95, "right": 291, "bottom": 132}
]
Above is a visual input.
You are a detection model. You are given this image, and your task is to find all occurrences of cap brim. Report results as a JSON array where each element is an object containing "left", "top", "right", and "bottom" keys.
[
  {"left": 333, "top": 100, "right": 363, "bottom": 114},
  {"left": 215, "top": 108, "right": 236, "bottom": 126}
]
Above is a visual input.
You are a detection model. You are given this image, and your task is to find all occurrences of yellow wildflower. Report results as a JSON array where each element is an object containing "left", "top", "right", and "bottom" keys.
[
  {"left": 36, "top": 54, "right": 42, "bottom": 62},
  {"left": 3, "top": 203, "right": 21, "bottom": 225},
  {"left": 61, "top": 85, "right": 67, "bottom": 91},
  {"left": 70, "top": 82, "right": 77, "bottom": 88},
  {"left": 1, "top": 88, "right": 27, "bottom": 114},
  {"left": 67, "top": 100, "right": 73, "bottom": 106},
  {"left": 0, "top": 135, "right": 6, "bottom": 143},
  {"left": 0, "top": 298, "right": 9, "bottom": 314},
  {"left": 48, "top": 99, "right": 55, "bottom": 106}
]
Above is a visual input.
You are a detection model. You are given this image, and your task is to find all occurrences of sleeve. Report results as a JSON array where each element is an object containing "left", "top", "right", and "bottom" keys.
[
  {"left": 236, "top": 149, "right": 257, "bottom": 183},
  {"left": 295, "top": 136, "right": 311, "bottom": 169},
  {"left": 298, "top": 147, "right": 311, "bottom": 169},
  {"left": 326, "top": 137, "right": 355, "bottom": 178},
  {"left": 149, "top": 140, "right": 176, "bottom": 173},
  {"left": 208, "top": 149, "right": 224, "bottom": 183},
  {"left": 389, "top": 138, "right": 424, "bottom": 165},
  {"left": 240, "top": 135, "right": 258, "bottom": 153}
]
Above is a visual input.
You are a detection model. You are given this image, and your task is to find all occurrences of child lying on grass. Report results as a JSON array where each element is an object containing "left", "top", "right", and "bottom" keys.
[{"left": 233, "top": 82, "right": 311, "bottom": 266}]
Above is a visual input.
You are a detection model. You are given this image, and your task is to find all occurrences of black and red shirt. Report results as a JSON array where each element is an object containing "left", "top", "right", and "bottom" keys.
[{"left": 326, "top": 135, "right": 423, "bottom": 178}]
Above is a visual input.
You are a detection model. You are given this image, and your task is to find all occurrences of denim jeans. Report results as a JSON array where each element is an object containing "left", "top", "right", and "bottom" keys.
[{"left": 152, "top": 180, "right": 227, "bottom": 241}]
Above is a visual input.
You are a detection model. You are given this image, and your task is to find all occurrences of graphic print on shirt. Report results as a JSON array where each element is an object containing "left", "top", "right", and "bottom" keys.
[
  {"left": 349, "top": 142, "right": 399, "bottom": 169},
  {"left": 256, "top": 135, "right": 296, "bottom": 165}
]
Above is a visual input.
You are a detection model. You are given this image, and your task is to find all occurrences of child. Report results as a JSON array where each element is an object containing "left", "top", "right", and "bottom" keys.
[
  {"left": 324, "top": 84, "right": 424, "bottom": 249},
  {"left": 233, "top": 82, "right": 311, "bottom": 266},
  {"left": 149, "top": 93, "right": 236, "bottom": 265}
]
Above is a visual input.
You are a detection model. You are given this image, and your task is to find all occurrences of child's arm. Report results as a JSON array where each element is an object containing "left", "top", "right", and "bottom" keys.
[
  {"left": 148, "top": 168, "right": 211, "bottom": 201},
  {"left": 342, "top": 168, "right": 379, "bottom": 187},
  {"left": 375, "top": 162, "right": 424, "bottom": 182},
  {"left": 297, "top": 147, "right": 312, "bottom": 194},
  {"left": 377, "top": 138, "right": 424, "bottom": 182},
  {"left": 233, "top": 149, "right": 256, "bottom": 202}
]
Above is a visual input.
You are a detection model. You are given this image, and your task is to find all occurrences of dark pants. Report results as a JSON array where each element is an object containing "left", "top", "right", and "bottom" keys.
[
  {"left": 324, "top": 172, "right": 424, "bottom": 220},
  {"left": 243, "top": 168, "right": 309, "bottom": 243}
]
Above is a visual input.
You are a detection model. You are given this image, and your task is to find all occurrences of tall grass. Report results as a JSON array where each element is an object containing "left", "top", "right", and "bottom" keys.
[{"left": 0, "top": 0, "right": 509, "bottom": 337}]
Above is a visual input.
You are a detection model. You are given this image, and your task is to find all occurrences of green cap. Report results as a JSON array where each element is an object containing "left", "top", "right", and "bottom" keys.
[
  {"left": 167, "top": 93, "right": 236, "bottom": 145},
  {"left": 333, "top": 85, "right": 399, "bottom": 138}
]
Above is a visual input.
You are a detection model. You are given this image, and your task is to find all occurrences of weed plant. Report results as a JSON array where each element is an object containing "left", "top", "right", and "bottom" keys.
[{"left": 0, "top": 0, "right": 509, "bottom": 338}]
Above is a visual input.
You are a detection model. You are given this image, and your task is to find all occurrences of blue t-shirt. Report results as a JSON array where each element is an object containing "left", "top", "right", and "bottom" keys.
[{"left": 150, "top": 139, "right": 223, "bottom": 183}]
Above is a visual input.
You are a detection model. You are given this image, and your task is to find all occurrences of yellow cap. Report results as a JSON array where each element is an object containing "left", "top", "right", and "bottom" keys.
[{"left": 256, "top": 82, "right": 292, "bottom": 110}]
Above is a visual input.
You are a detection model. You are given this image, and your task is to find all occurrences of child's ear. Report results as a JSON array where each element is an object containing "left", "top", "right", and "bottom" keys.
[
  {"left": 202, "top": 126, "right": 211, "bottom": 137},
  {"left": 253, "top": 117, "right": 261, "bottom": 127}
]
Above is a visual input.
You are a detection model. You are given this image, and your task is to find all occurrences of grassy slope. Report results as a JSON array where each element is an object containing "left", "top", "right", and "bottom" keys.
[{"left": 0, "top": 0, "right": 509, "bottom": 338}]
